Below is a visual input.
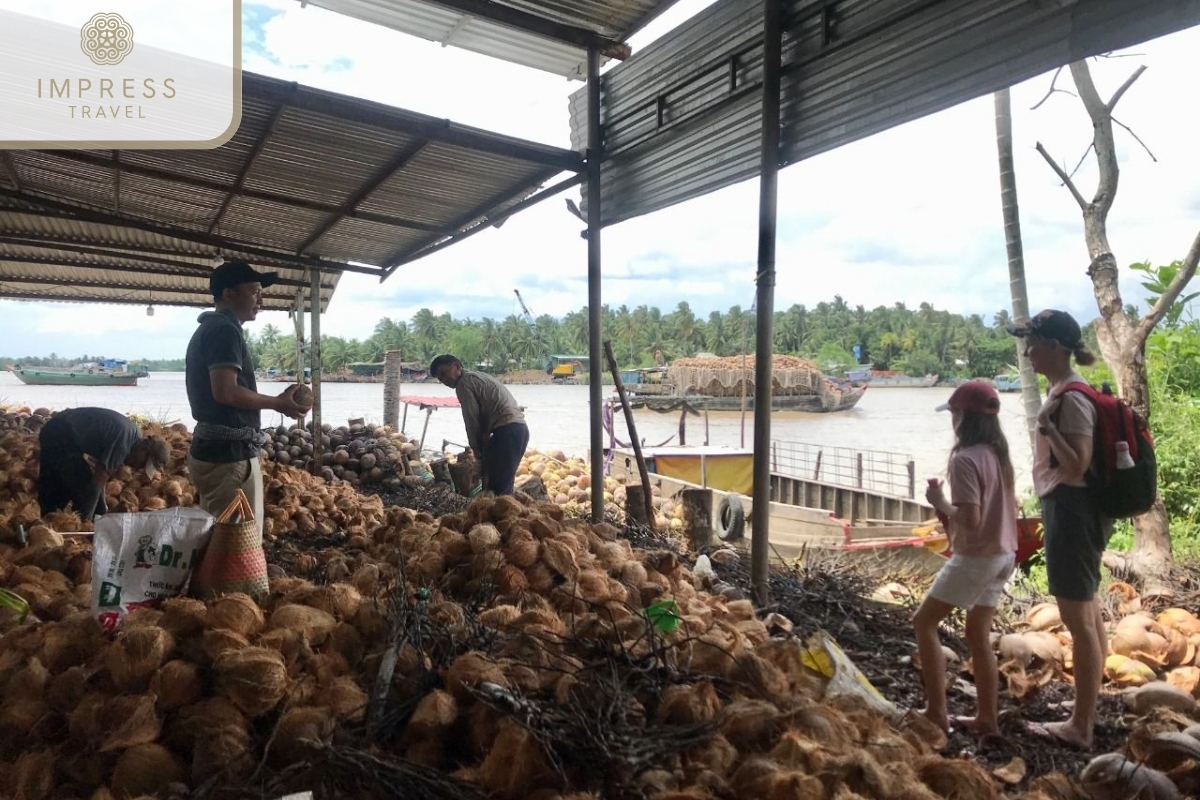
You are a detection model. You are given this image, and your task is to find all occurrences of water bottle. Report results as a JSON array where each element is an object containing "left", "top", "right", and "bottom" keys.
[{"left": 1115, "top": 441, "right": 1135, "bottom": 470}]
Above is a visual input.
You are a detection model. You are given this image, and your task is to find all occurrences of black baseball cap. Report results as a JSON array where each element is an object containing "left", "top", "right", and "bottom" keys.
[
  {"left": 1006, "top": 309, "right": 1083, "bottom": 349},
  {"left": 210, "top": 259, "right": 278, "bottom": 298}
]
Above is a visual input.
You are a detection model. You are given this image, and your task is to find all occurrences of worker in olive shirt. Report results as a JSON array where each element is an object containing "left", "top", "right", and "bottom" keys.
[
  {"left": 38, "top": 407, "right": 170, "bottom": 521},
  {"left": 430, "top": 354, "right": 529, "bottom": 495},
  {"left": 186, "top": 260, "right": 308, "bottom": 535}
]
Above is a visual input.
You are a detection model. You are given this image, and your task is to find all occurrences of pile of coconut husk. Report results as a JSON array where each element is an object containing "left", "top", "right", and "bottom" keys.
[{"left": 0, "top": 407, "right": 1199, "bottom": 800}]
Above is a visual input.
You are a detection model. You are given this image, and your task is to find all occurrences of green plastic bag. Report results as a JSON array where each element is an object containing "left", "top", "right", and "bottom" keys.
[{"left": 646, "top": 599, "right": 681, "bottom": 633}]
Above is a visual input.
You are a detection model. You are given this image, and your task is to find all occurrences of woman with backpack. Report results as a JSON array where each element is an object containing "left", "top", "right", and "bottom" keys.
[
  {"left": 916, "top": 380, "right": 1017, "bottom": 736},
  {"left": 1009, "top": 309, "right": 1109, "bottom": 750}
]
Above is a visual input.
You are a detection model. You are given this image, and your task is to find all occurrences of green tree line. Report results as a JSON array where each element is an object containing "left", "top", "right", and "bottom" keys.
[{"left": 245, "top": 298, "right": 1049, "bottom": 379}]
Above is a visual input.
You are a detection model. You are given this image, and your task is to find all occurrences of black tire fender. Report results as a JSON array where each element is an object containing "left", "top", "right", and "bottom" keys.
[{"left": 715, "top": 495, "right": 746, "bottom": 541}]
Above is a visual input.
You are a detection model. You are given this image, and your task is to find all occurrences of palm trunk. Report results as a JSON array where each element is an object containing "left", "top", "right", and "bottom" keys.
[{"left": 993, "top": 88, "right": 1042, "bottom": 448}]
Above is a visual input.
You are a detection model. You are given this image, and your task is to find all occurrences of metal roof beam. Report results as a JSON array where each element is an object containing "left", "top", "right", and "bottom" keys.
[
  {"left": 250, "top": 79, "right": 584, "bottom": 173},
  {"left": 0, "top": 227, "right": 325, "bottom": 272},
  {"left": 38, "top": 150, "right": 457, "bottom": 236},
  {"left": 383, "top": 170, "right": 584, "bottom": 275},
  {"left": 0, "top": 152, "right": 22, "bottom": 192},
  {"left": 0, "top": 251, "right": 331, "bottom": 291},
  {"left": 418, "top": 0, "right": 631, "bottom": 60},
  {"left": 297, "top": 139, "right": 430, "bottom": 254},
  {"left": 0, "top": 272, "right": 321, "bottom": 302},
  {"left": 0, "top": 191, "right": 386, "bottom": 277},
  {"left": 0, "top": 289, "right": 303, "bottom": 310},
  {"left": 209, "top": 85, "right": 298, "bottom": 235}
]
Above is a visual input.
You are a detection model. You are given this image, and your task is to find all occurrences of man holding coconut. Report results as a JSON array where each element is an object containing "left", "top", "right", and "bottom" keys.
[
  {"left": 186, "top": 259, "right": 310, "bottom": 535},
  {"left": 430, "top": 354, "right": 528, "bottom": 495}
]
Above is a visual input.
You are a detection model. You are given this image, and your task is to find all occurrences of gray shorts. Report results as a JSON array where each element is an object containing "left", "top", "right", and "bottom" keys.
[
  {"left": 1041, "top": 484, "right": 1112, "bottom": 601},
  {"left": 928, "top": 553, "right": 1016, "bottom": 608}
]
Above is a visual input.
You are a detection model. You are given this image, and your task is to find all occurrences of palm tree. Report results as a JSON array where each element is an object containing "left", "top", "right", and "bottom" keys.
[{"left": 994, "top": 86, "right": 1041, "bottom": 444}]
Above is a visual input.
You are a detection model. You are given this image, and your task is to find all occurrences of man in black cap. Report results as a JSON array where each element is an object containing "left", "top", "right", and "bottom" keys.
[
  {"left": 38, "top": 407, "right": 171, "bottom": 521},
  {"left": 186, "top": 259, "right": 310, "bottom": 535}
]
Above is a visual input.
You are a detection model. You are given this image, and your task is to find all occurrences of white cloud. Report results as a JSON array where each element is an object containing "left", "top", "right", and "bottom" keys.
[{"left": 2, "top": 4, "right": 1197, "bottom": 358}]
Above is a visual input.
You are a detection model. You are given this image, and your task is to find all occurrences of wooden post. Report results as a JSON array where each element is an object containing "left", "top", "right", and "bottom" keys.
[
  {"left": 383, "top": 349, "right": 403, "bottom": 429},
  {"left": 626, "top": 484, "right": 649, "bottom": 525},
  {"left": 813, "top": 450, "right": 822, "bottom": 481},
  {"left": 907, "top": 459, "right": 916, "bottom": 499},
  {"left": 682, "top": 488, "right": 712, "bottom": 550},
  {"left": 604, "top": 340, "right": 655, "bottom": 528},
  {"left": 856, "top": 452, "right": 864, "bottom": 488}
]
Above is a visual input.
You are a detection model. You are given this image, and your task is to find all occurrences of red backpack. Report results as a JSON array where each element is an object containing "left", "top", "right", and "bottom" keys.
[{"left": 1053, "top": 382, "right": 1157, "bottom": 518}]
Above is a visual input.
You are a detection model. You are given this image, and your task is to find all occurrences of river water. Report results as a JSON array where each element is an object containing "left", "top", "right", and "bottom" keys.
[{"left": 0, "top": 372, "right": 1036, "bottom": 496}]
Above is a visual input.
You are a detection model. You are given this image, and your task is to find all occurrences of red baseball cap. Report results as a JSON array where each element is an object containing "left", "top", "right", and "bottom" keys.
[{"left": 936, "top": 380, "right": 1001, "bottom": 415}]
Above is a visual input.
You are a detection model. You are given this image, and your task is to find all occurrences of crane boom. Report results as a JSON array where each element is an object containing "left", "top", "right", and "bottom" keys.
[
  {"left": 513, "top": 289, "right": 537, "bottom": 325},
  {"left": 514, "top": 289, "right": 551, "bottom": 370}
]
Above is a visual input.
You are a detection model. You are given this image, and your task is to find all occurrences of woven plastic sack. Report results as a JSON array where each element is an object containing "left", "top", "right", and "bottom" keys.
[
  {"left": 190, "top": 489, "right": 269, "bottom": 600},
  {"left": 801, "top": 630, "right": 899, "bottom": 719},
  {"left": 92, "top": 507, "right": 214, "bottom": 631}
]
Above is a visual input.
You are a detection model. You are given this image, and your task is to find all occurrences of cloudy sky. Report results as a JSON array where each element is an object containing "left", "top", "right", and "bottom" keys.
[{"left": 2, "top": 1, "right": 1198, "bottom": 359}]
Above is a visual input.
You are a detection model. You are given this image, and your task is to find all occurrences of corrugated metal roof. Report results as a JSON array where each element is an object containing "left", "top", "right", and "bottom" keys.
[
  {"left": 291, "top": 0, "right": 681, "bottom": 78},
  {"left": 0, "top": 70, "right": 581, "bottom": 309},
  {"left": 569, "top": 0, "right": 1200, "bottom": 225}
]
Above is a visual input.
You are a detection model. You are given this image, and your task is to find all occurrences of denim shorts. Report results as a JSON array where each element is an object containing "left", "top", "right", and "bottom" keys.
[{"left": 1041, "top": 484, "right": 1113, "bottom": 601}]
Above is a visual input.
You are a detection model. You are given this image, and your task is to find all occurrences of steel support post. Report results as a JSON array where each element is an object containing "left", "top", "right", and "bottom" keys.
[
  {"left": 309, "top": 269, "right": 323, "bottom": 473},
  {"left": 751, "top": 0, "right": 782, "bottom": 606},
  {"left": 587, "top": 46, "right": 605, "bottom": 523}
]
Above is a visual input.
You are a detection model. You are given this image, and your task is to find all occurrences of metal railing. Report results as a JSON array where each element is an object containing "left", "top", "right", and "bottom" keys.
[{"left": 769, "top": 440, "right": 916, "bottom": 499}]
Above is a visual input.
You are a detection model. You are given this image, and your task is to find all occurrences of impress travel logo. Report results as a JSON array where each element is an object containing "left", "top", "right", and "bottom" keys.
[{"left": 0, "top": 1, "right": 242, "bottom": 148}]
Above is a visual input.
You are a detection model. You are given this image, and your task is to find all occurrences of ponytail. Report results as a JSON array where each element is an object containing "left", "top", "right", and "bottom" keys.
[{"left": 1072, "top": 345, "right": 1096, "bottom": 366}]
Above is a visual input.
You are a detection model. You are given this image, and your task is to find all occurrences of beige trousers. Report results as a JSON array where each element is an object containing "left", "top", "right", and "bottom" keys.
[{"left": 188, "top": 455, "right": 264, "bottom": 539}]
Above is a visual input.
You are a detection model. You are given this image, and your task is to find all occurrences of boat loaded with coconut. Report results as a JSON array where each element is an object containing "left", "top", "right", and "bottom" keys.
[
  {"left": 621, "top": 353, "right": 866, "bottom": 413},
  {"left": 8, "top": 358, "right": 148, "bottom": 387}
]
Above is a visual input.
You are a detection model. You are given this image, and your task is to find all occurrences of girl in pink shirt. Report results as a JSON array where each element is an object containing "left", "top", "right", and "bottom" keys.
[{"left": 915, "top": 380, "right": 1017, "bottom": 735}]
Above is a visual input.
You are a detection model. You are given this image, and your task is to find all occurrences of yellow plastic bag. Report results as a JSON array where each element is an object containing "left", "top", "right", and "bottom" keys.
[{"left": 801, "top": 631, "right": 898, "bottom": 718}]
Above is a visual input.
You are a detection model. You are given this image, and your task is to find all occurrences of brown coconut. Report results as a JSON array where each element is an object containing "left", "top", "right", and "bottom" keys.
[
  {"left": 13, "top": 749, "right": 55, "bottom": 800},
  {"left": 215, "top": 646, "right": 289, "bottom": 717},
  {"left": 46, "top": 665, "right": 90, "bottom": 713},
  {"left": 321, "top": 675, "right": 368, "bottom": 721},
  {"left": 201, "top": 628, "right": 251, "bottom": 666},
  {"left": 409, "top": 689, "right": 459, "bottom": 733},
  {"left": 98, "top": 694, "right": 161, "bottom": 751},
  {"left": 257, "top": 627, "right": 313, "bottom": 675},
  {"left": 4, "top": 657, "right": 49, "bottom": 704},
  {"left": 269, "top": 603, "right": 337, "bottom": 645},
  {"left": 269, "top": 706, "right": 336, "bottom": 766},
  {"left": 477, "top": 720, "right": 550, "bottom": 797},
  {"left": 327, "top": 621, "right": 366, "bottom": 667},
  {"left": 191, "top": 726, "right": 255, "bottom": 783},
  {"left": 106, "top": 626, "right": 174, "bottom": 692},
  {"left": 206, "top": 593, "right": 265, "bottom": 638},
  {"left": 110, "top": 743, "right": 183, "bottom": 798},
  {"left": 150, "top": 660, "right": 202, "bottom": 711},
  {"left": 444, "top": 651, "right": 508, "bottom": 701},
  {"left": 157, "top": 597, "right": 208, "bottom": 639},
  {"left": 720, "top": 698, "right": 783, "bottom": 752}
]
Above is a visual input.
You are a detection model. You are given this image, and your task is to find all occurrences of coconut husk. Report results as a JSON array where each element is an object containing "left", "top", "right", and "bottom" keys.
[
  {"left": 915, "top": 755, "right": 999, "bottom": 799},
  {"left": 257, "top": 627, "right": 313, "bottom": 676},
  {"left": 215, "top": 647, "right": 290, "bottom": 717},
  {"left": 477, "top": 720, "right": 551, "bottom": 797},
  {"left": 268, "top": 706, "right": 335, "bottom": 767},
  {"left": 306, "top": 651, "right": 350, "bottom": 685},
  {"left": 321, "top": 675, "right": 367, "bottom": 721},
  {"left": 719, "top": 698, "right": 783, "bottom": 752},
  {"left": 327, "top": 621, "right": 366, "bottom": 667},
  {"left": 269, "top": 603, "right": 337, "bottom": 645},
  {"left": 468, "top": 523, "right": 502, "bottom": 554},
  {"left": 191, "top": 725, "right": 255, "bottom": 784},
  {"left": 67, "top": 693, "right": 109, "bottom": 744},
  {"left": 168, "top": 698, "right": 248, "bottom": 751},
  {"left": 150, "top": 660, "right": 202, "bottom": 711},
  {"left": 4, "top": 657, "right": 49, "bottom": 704},
  {"left": 478, "top": 605, "right": 521, "bottom": 630},
  {"left": 98, "top": 694, "right": 161, "bottom": 752},
  {"left": 13, "top": 748, "right": 55, "bottom": 800},
  {"left": 444, "top": 651, "right": 509, "bottom": 702},
  {"left": 409, "top": 689, "right": 459, "bottom": 734},
  {"left": 47, "top": 665, "right": 91, "bottom": 713},
  {"left": 110, "top": 744, "right": 183, "bottom": 798},
  {"left": 205, "top": 593, "right": 265, "bottom": 638},
  {"left": 39, "top": 615, "right": 103, "bottom": 672},
  {"left": 200, "top": 628, "right": 251, "bottom": 666},
  {"left": 106, "top": 627, "right": 174, "bottom": 693}
]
